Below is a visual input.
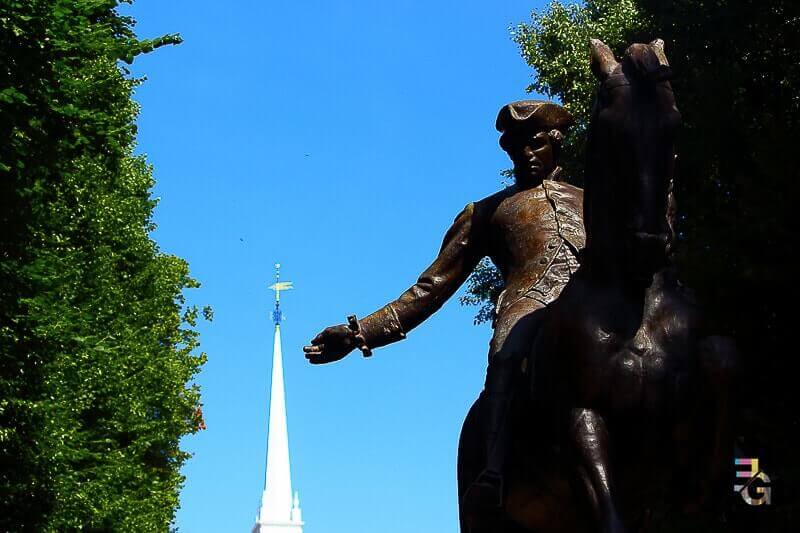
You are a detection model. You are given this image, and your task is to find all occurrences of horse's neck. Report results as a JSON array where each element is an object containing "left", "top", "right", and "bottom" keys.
[
  {"left": 581, "top": 246, "right": 626, "bottom": 281},
  {"left": 584, "top": 253, "right": 676, "bottom": 292}
]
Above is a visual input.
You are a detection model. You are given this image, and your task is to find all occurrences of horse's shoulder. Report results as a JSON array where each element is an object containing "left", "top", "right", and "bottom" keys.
[
  {"left": 644, "top": 277, "right": 706, "bottom": 343},
  {"left": 655, "top": 276, "right": 700, "bottom": 314}
]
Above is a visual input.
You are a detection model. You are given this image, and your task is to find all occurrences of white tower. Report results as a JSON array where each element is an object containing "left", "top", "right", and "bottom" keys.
[{"left": 253, "top": 264, "right": 304, "bottom": 533}]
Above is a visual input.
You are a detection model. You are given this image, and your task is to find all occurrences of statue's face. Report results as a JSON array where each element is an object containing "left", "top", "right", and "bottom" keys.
[{"left": 502, "top": 130, "right": 556, "bottom": 184}]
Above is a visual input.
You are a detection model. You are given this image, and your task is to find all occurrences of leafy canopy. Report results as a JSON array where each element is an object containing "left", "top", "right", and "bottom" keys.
[{"left": 0, "top": 1, "right": 207, "bottom": 529}]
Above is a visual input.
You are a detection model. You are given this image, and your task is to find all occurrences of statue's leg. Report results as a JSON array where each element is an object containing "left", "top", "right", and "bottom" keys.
[
  {"left": 464, "top": 301, "right": 547, "bottom": 510},
  {"left": 669, "top": 413, "right": 696, "bottom": 505},
  {"left": 458, "top": 398, "right": 485, "bottom": 533},
  {"left": 696, "top": 335, "right": 740, "bottom": 507},
  {"left": 459, "top": 400, "right": 530, "bottom": 533},
  {"left": 568, "top": 408, "right": 626, "bottom": 533}
]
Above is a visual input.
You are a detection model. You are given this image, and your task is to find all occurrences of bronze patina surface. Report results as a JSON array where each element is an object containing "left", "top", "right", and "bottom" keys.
[
  {"left": 458, "top": 40, "right": 740, "bottom": 533},
  {"left": 305, "top": 39, "right": 740, "bottom": 533},
  {"left": 304, "top": 100, "right": 585, "bottom": 514}
]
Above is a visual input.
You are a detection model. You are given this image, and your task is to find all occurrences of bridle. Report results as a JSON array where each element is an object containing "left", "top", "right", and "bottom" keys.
[{"left": 598, "top": 73, "right": 674, "bottom": 95}]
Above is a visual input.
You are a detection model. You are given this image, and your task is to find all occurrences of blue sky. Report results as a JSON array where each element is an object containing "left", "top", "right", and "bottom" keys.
[{"left": 126, "top": 1, "right": 548, "bottom": 531}]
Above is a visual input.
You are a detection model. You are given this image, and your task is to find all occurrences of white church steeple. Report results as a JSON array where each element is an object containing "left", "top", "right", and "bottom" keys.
[{"left": 253, "top": 264, "right": 303, "bottom": 533}]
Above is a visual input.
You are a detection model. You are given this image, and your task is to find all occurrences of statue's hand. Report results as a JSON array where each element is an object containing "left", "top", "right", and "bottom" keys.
[{"left": 303, "top": 324, "right": 357, "bottom": 364}]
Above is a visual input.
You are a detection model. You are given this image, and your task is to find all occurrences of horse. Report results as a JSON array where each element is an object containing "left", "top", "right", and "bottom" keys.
[{"left": 457, "top": 39, "right": 739, "bottom": 533}]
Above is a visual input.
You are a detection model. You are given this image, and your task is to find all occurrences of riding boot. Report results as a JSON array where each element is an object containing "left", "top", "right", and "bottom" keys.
[
  {"left": 462, "top": 390, "right": 513, "bottom": 510},
  {"left": 484, "top": 391, "right": 513, "bottom": 476}
]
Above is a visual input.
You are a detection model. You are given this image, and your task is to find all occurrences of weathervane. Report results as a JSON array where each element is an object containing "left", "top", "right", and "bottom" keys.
[{"left": 268, "top": 262, "right": 293, "bottom": 325}]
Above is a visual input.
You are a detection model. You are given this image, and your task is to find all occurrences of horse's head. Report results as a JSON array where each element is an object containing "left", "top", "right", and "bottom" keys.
[{"left": 584, "top": 38, "right": 681, "bottom": 281}]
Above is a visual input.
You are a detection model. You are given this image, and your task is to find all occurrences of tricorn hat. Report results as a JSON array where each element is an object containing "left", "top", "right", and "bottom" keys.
[{"left": 495, "top": 100, "right": 574, "bottom": 134}]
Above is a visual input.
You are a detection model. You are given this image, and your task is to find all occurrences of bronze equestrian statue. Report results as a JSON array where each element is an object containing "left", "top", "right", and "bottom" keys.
[
  {"left": 303, "top": 101, "right": 585, "bottom": 510},
  {"left": 458, "top": 39, "right": 740, "bottom": 532},
  {"left": 305, "top": 37, "right": 739, "bottom": 532}
]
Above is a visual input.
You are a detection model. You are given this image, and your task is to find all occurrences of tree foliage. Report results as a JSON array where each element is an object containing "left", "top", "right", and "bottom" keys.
[
  {"left": 0, "top": 1, "right": 207, "bottom": 529},
  {"left": 513, "top": 0, "right": 647, "bottom": 178},
  {"left": 464, "top": 1, "right": 798, "bottom": 527},
  {"left": 458, "top": 257, "right": 504, "bottom": 325}
]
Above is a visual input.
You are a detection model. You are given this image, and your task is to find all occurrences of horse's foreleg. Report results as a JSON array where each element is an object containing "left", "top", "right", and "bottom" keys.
[
  {"left": 568, "top": 408, "right": 626, "bottom": 533},
  {"left": 697, "top": 335, "right": 740, "bottom": 506}
]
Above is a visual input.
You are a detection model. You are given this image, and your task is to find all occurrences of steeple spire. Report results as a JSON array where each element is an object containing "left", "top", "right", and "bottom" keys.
[{"left": 253, "top": 264, "right": 303, "bottom": 533}]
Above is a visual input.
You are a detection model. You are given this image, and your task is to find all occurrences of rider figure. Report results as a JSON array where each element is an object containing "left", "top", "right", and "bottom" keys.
[{"left": 304, "top": 101, "right": 585, "bottom": 509}]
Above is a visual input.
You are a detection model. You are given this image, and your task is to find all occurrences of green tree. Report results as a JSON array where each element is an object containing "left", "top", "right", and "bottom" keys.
[
  {"left": 464, "top": 1, "right": 797, "bottom": 528},
  {"left": 0, "top": 1, "right": 207, "bottom": 530}
]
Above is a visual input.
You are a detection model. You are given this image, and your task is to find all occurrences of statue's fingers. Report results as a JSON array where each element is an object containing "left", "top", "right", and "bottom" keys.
[
  {"left": 303, "top": 344, "right": 324, "bottom": 356},
  {"left": 306, "top": 353, "right": 329, "bottom": 365}
]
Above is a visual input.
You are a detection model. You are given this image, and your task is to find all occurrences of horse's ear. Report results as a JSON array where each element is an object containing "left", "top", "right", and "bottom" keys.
[
  {"left": 590, "top": 38, "right": 618, "bottom": 81},
  {"left": 650, "top": 38, "right": 669, "bottom": 68},
  {"left": 650, "top": 38, "right": 665, "bottom": 52}
]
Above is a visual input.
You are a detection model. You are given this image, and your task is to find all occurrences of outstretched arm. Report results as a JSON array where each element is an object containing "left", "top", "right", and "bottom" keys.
[{"left": 304, "top": 203, "right": 485, "bottom": 364}]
